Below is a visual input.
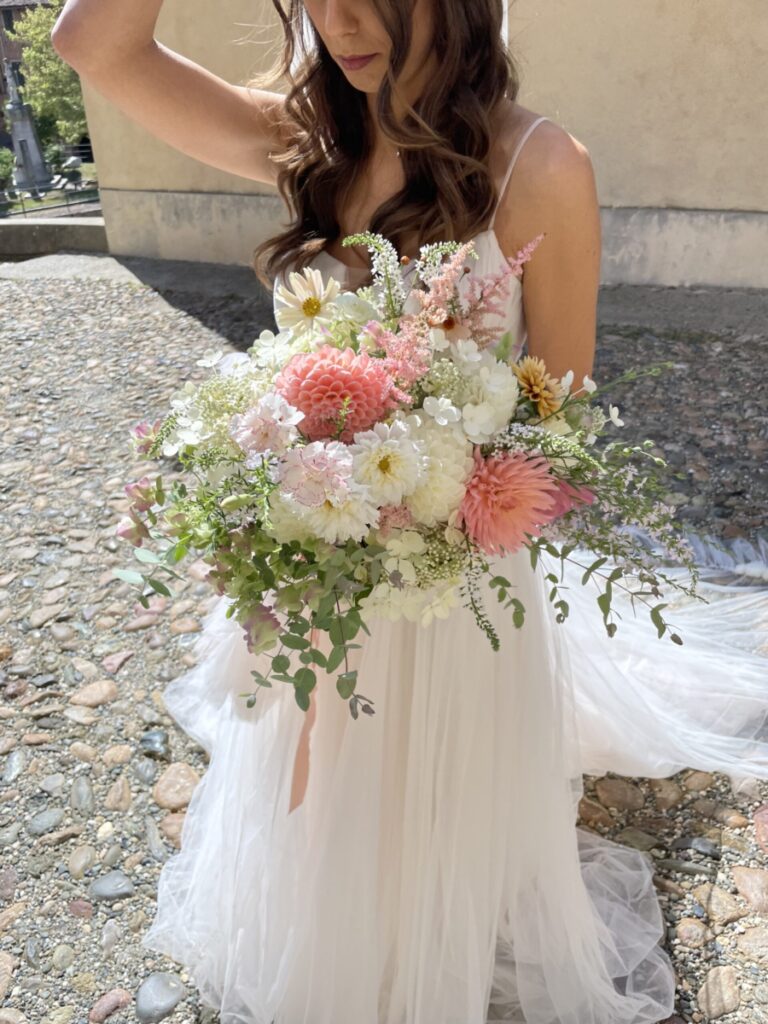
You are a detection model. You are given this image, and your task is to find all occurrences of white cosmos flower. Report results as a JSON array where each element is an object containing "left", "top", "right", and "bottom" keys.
[
  {"left": 560, "top": 370, "right": 575, "bottom": 391},
  {"left": 423, "top": 395, "right": 461, "bottom": 426},
  {"left": 609, "top": 404, "right": 625, "bottom": 427},
  {"left": 350, "top": 420, "right": 426, "bottom": 506},
  {"left": 582, "top": 375, "right": 597, "bottom": 394},
  {"left": 304, "top": 484, "right": 380, "bottom": 544},
  {"left": 274, "top": 267, "right": 341, "bottom": 335}
]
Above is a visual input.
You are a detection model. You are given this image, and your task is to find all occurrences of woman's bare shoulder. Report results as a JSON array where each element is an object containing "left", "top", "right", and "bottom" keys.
[{"left": 492, "top": 101, "right": 598, "bottom": 253}]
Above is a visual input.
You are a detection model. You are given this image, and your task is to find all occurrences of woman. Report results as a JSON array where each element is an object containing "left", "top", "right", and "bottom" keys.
[{"left": 53, "top": 2, "right": 768, "bottom": 1022}]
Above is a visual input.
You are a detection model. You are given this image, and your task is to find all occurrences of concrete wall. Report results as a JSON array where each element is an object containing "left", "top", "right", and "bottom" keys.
[
  {"left": 508, "top": 0, "right": 768, "bottom": 287},
  {"left": 84, "top": 0, "right": 287, "bottom": 267},
  {"left": 82, "top": 0, "right": 768, "bottom": 286}
]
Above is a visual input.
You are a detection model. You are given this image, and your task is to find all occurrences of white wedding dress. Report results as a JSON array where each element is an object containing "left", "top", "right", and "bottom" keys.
[{"left": 141, "top": 117, "right": 768, "bottom": 1024}]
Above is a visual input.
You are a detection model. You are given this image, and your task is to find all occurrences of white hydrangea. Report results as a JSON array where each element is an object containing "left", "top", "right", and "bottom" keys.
[
  {"left": 360, "top": 577, "right": 461, "bottom": 626},
  {"left": 382, "top": 529, "right": 427, "bottom": 586},
  {"left": 359, "top": 580, "right": 430, "bottom": 622},
  {"left": 349, "top": 420, "right": 427, "bottom": 506},
  {"left": 304, "top": 484, "right": 380, "bottom": 544},
  {"left": 263, "top": 491, "right": 314, "bottom": 546},
  {"left": 405, "top": 416, "right": 475, "bottom": 527}
]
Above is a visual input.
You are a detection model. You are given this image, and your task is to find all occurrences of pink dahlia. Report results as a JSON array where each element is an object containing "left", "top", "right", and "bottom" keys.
[
  {"left": 548, "top": 479, "right": 595, "bottom": 520},
  {"left": 458, "top": 450, "right": 560, "bottom": 556},
  {"left": 275, "top": 345, "right": 397, "bottom": 442}
]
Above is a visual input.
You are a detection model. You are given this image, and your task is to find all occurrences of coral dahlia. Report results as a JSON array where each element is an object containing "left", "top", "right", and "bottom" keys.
[
  {"left": 275, "top": 345, "right": 397, "bottom": 442},
  {"left": 458, "top": 450, "right": 560, "bottom": 555}
]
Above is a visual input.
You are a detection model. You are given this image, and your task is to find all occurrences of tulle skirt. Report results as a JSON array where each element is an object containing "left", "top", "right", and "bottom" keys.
[{"left": 141, "top": 540, "right": 768, "bottom": 1024}]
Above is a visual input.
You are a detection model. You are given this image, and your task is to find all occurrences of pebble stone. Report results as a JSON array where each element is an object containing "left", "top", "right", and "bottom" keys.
[
  {"left": 135, "top": 972, "right": 188, "bottom": 1022},
  {"left": 1, "top": 271, "right": 765, "bottom": 1022}
]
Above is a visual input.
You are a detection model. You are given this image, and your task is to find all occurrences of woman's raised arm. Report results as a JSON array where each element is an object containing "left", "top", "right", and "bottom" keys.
[{"left": 51, "top": 0, "right": 290, "bottom": 186}]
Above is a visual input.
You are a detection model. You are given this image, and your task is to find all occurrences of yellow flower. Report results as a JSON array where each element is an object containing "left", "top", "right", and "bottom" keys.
[{"left": 513, "top": 356, "right": 565, "bottom": 417}]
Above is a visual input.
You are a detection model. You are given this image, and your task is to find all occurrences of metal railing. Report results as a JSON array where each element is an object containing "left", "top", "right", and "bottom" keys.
[{"left": 0, "top": 179, "right": 100, "bottom": 218}]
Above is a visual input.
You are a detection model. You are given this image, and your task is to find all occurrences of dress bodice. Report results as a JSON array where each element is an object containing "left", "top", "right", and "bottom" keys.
[
  {"left": 272, "top": 115, "right": 551, "bottom": 363},
  {"left": 283, "top": 227, "right": 527, "bottom": 361}
]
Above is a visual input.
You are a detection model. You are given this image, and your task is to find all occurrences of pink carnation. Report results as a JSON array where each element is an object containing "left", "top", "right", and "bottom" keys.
[
  {"left": 275, "top": 345, "right": 397, "bottom": 442},
  {"left": 378, "top": 504, "right": 415, "bottom": 538},
  {"left": 458, "top": 450, "right": 560, "bottom": 556},
  {"left": 548, "top": 479, "right": 595, "bottom": 520}
]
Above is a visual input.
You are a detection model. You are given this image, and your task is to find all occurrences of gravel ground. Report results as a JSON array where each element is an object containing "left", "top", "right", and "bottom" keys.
[{"left": 0, "top": 261, "right": 766, "bottom": 1024}]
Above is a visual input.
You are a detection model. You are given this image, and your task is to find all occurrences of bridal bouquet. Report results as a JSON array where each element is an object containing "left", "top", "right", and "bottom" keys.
[{"left": 116, "top": 232, "right": 699, "bottom": 716}]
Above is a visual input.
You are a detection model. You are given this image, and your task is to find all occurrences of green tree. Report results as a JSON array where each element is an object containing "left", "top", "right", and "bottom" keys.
[{"left": 9, "top": 0, "right": 87, "bottom": 144}]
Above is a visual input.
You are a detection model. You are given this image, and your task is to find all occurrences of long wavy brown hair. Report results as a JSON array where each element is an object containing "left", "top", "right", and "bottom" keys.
[{"left": 250, "top": 0, "right": 520, "bottom": 290}]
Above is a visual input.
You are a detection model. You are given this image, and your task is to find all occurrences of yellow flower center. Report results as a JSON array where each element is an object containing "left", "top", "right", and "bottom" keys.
[
  {"left": 302, "top": 297, "right": 323, "bottom": 318},
  {"left": 378, "top": 455, "right": 393, "bottom": 475}
]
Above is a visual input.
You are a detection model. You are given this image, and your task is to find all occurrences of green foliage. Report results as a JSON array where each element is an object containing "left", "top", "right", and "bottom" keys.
[
  {"left": 9, "top": 0, "right": 87, "bottom": 144},
  {"left": 0, "top": 148, "right": 14, "bottom": 189}
]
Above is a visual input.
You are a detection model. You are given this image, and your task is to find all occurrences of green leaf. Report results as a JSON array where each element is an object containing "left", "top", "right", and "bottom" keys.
[
  {"left": 489, "top": 576, "right": 512, "bottom": 589},
  {"left": 597, "top": 592, "right": 612, "bottom": 621},
  {"left": 295, "top": 688, "right": 311, "bottom": 712},
  {"left": 650, "top": 603, "right": 669, "bottom": 639},
  {"left": 112, "top": 569, "right": 145, "bottom": 586},
  {"left": 326, "top": 645, "right": 346, "bottom": 674},
  {"left": 309, "top": 648, "right": 328, "bottom": 669},
  {"left": 581, "top": 557, "right": 608, "bottom": 586},
  {"left": 329, "top": 618, "right": 347, "bottom": 647},
  {"left": 295, "top": 668, "right": 317, "bottom": 692},
  {"left": 336, "top": 670, "right": 358, "bottom": 700},
  {"left": 511, "top": 599, "right": 526, "bottom": 629},
  {"left": 272, "top": 654, "right": 290, "bottom": 674},
  {"left": 282, "top": 633, "right": 310, "bottom": 651},
  {"left": 134, "top": 547, "right": 162, "bottom": 565},
  {"left": 148, "top": 577, "right": 172, "bottom": 598}
]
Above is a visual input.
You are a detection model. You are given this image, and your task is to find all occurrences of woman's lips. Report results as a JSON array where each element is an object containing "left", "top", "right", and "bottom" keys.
[{"left": 339, "top": 53, "right": 377, "bottom": 71}]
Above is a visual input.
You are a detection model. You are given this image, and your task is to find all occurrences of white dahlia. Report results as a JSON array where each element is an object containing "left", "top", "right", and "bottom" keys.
[
  {"left": 304, "top": 484, "right": 380, "bottom": 544},
  {"left": 350, "top": 420, "right": 427, "bottom": 506},
  {"left": 405, "top": 417, "right": 475, "bottom": 527}
]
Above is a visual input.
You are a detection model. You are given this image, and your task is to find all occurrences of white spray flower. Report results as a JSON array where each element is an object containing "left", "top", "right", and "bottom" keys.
[{"left": 423, "top": 395, "right": 461, "bottom": 426}]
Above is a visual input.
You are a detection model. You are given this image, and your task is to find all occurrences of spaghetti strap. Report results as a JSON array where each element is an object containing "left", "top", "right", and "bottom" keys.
[{"left": 490, "top": 115, "right": 550, "bottom": 227}]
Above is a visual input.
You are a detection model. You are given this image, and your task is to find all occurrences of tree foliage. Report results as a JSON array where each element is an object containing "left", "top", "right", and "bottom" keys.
[{"left": 9, "top": 0, "right": 87, "bottom": 144}]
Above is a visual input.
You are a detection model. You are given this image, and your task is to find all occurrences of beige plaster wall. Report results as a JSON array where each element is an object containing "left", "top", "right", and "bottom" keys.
[
  {"left": 507, "top": 0, "right": 768, "bottom": 212},
  {"left": 80, "top": 0, "right": 768, "bottom": 285}
]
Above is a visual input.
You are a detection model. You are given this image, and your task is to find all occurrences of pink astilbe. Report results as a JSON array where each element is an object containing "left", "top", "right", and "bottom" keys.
[
  {"left": 458, "top": 449, "right": 559, "bottom": 556},
  {"left": 275, "top": 345, "right": 399, "bottom": 442},
  {"left": 372, "top": 321, "right": 433, "bottom": 399},
  {"left": 461, "top": 233, "right": 546, "bottom": 351}
]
